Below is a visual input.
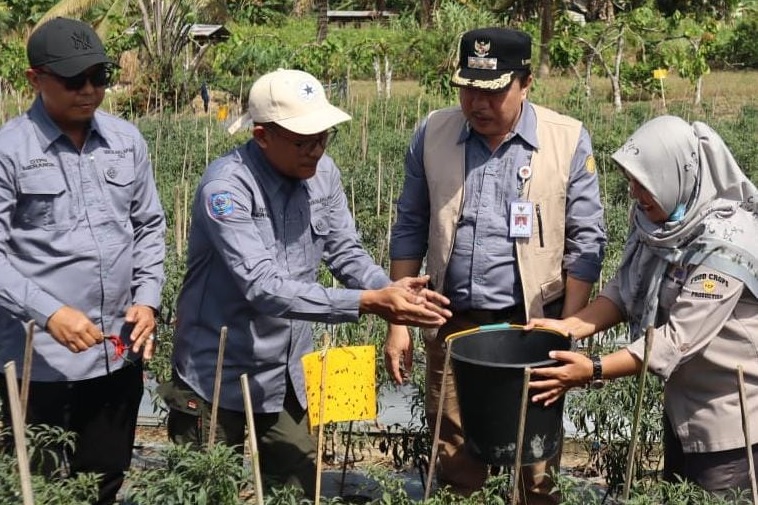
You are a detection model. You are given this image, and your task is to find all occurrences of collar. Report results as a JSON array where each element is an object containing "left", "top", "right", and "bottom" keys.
[
  {"left": 28, "top": 96, "right": 108, "bottom": 151},
  {"left": 456, "top": 100, "right": 540, "bottom": 150},
  {"left": 246, "top": 141, "right": 307, "bottom": 198}
]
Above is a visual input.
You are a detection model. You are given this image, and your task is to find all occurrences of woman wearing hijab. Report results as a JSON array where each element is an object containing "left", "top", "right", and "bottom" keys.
[{"left": 526, "top": 115, "right": 758, "bottom": 494}]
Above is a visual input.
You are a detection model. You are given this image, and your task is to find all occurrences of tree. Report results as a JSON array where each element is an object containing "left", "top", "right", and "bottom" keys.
[{"left": 316, "top": 0, "right": 327, "bottom": 42}]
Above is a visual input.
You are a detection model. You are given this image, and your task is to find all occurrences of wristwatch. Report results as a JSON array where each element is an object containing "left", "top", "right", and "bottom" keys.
[{"left": 589, "top": 354, "right": 604, "bottom": 389}]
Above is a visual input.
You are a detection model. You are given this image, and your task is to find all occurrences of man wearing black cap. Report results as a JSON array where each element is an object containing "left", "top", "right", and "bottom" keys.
[
  {"left": 0, "top": 18, "right": 165, "bottom": 504},
  {"left": 384, "top": 27, "right": 606, "bottom": 503}
]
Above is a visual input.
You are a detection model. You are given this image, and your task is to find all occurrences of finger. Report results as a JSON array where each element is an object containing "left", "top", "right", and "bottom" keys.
[
  {"left": 384, "top": 351, "right": 403, "bottom": 385},
  {"left": 141, "top": 334, "right": 155, "bottom": 361},
  {"left": 423, "top": 290, "right": 450, "bottom": 306}
]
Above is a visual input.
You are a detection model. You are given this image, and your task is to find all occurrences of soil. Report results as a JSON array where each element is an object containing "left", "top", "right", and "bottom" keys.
[{"left": 134, "top": 424, "right": 595, "bottom": 473}]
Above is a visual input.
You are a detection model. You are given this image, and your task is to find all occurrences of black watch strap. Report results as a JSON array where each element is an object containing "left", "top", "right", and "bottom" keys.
[{"left": 590, "top": 354, "right": 603, "bottom": 382}]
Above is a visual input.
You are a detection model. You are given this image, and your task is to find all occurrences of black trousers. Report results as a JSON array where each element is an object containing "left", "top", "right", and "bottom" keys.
[{"left": 0, "top": 362, "right": 144, "bottom": 505}]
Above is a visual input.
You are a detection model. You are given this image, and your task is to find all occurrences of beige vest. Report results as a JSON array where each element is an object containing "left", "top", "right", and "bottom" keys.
[{"left": 423, "top": 104, "right": 582, "bottom": 319}]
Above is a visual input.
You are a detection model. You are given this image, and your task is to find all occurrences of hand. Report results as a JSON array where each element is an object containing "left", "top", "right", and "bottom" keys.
[
  {"left": 528, "top": 351, "right": 593, "bottom": 406},
  {"left": 125, "top": 305, "right": 157, "bottom": 360},
  {"left": 361, "top": 286, "right": 451, "bottom": 327},
  {"left": 384, "top": 325, "right": 413, "bottom": 385},
  {"left": 390, "top": 275, "right": 452, "bottom": 319},
  {"left": 46, "top": 306, "right": 103, "bottom": 353},
  {"left": 524, "top": 317, "right": 572, "bottom": 337}
]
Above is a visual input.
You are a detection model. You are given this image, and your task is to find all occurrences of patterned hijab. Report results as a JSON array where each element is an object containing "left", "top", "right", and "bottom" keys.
[{"left": 611, "top": 115, "right": 758, "bottom": 340}]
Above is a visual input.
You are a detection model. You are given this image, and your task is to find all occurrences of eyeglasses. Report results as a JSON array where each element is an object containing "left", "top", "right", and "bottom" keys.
[
  {"left": 35, "top": 65, "right": 111, "bottom": 91},
  {"left": 265, "top": 124, "right": 338, "bottom": 153}
]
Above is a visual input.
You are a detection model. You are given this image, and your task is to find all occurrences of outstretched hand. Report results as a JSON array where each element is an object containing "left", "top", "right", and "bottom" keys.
[
  {"left": 528, "top": 351, "right": 593, "bottom": 406},
  {"left": 523, "top": 317, "right": 571, "bottom": 336},
  {"left": 362, "top": 277, "right": 451, "bottom": 328}
]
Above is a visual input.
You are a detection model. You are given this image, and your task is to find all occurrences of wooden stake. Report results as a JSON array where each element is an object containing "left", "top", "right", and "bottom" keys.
[
  {"left": 20, "top": 321, "right": 34, "bottom": 419},
  {"left": 511, "top": 367, "right": 532, "bottom": 505},
  {"left": 622, "top": 325, "right": 655, "bottom": 500},
  {"left": 174, "top": 185, "right": 183, "bottom": 256},
  {"left": 424, "top": 339, "right": 454, "bottom": 500},
  {"left": 240, "top": 374, "right": 265, "bottom": 505},
  {"left": 314, "top": 333, "right": 332, "bottom": 505},
  {"left": 208, "top": 326, "right": 228, "bottom": 448},
  {"left": 737, "top": 365, "right": 758, "bottom": 504},
  {"left": 5, "top": 362, "right": 34, "bottom": 505}
]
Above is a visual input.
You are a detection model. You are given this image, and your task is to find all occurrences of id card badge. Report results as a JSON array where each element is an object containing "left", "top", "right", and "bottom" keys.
[{"left": 509, "top": 201, "right": 534, "bottom": 238}]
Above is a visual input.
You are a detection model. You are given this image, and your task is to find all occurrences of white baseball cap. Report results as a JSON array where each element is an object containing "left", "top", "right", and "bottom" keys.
[{"left": 245, "top": 68, "right": 351, "bottom": 135}]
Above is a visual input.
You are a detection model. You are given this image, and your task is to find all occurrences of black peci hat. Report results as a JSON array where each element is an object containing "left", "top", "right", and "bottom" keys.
[
  {"left": 28, "top": 17, "right": 115, "bottom": 77},
  {"left": 451, "top": 27, "right": 531, "bottom": 91}
]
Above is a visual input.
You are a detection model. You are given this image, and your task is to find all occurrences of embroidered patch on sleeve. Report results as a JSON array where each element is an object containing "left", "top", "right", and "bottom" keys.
[
  {"left": 209, "top": 191, "right": 234, "bottom": 218},
  {"left": 686, "top": 270, "right": 730, "bottom": 300},
  {"left": 585, "top": 155, "right": 597, "bottom": 174}
]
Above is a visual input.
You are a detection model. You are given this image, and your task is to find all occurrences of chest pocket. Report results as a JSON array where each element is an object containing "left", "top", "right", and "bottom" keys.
[
  {"left": 307, "top": 208, "right": 330, "bottom": 266},
  {"left": 103, "top": 163, "right": 135, "bottom": 221},
  {"left": 15, "top": 170, "right": 73, "bottom": 230}
]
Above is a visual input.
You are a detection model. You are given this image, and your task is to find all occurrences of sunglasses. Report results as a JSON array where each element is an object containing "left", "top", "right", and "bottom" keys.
[
  {"left": 35, "top": 65, "right": 111, "bottom": 91},
  {"left": 265, "top": 124, "right": 339, "bottom": 153}
]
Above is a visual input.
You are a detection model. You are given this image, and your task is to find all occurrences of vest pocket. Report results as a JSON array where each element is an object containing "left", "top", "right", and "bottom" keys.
[{"left": 540, "top": 275, "right": 565, "bottom": 304}]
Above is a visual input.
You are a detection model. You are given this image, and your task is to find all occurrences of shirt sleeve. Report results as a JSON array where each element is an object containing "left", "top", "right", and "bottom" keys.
[
  {"left": 390, "top": 119, "right": 431, "bottom": 260},
  {"left": 627, "top": 265, "right": 743, "bottom": 381},
  {"left": 0, "top": 155, "right": 65, "bottom": 327},
  {"left": 319, "top": 166, "right": 390, "bottom": 290},
  {"left": 196, "top": 175, "right": 363, "bottom": 324},
  {"left": 130, "top": 135, "right": 166, "bottom": 309},
  {"left": 563, "top": 127, "right": 606, "bottom": 282}
]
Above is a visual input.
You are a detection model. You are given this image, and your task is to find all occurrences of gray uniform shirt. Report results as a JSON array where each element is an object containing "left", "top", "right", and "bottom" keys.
[
  {"left": 173, "top": 141, "right": 390, "bottom": 413},
  {"left": 0, "top": 97, "right": 166, "bottom": 381},
  {"left": 391, "top": 101, "right": 605, "bottom": 310}
]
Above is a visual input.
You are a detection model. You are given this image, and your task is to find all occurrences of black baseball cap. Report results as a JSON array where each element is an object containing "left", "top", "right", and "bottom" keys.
[
  {"left": 451, "top": 27, "right": 531, "bottom": 91},
  {"left": 27, "top": 17, "right": 115, "bottom": 77}
]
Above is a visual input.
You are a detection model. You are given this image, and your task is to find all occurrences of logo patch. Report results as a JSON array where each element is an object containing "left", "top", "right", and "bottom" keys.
[
  {"left": 585, "top": 155, "right": 597, "bottom": 174},
  {"left": 209, "top": 192, "right": 234, "bottom": 218},
  {"left": 298, "top": 81, "right": 317, "bottom": 101},
  {"left": 702, "top": 280, "right": 716, "bottom": 293}
]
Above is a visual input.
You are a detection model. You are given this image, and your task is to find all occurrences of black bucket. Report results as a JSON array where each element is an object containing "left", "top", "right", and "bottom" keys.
[{"left": 448, "top": 324, "right": 572, "bottom": 467}]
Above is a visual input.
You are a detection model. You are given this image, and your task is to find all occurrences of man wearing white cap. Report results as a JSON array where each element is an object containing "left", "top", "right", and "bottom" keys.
[{"left": 164, "top": 69, "right": 450, "bottom": 498}]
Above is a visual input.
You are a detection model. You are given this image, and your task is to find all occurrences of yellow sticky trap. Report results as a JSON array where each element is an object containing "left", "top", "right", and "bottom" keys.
[
  {"left": 216, "top": 104, "right": 229, "bottom": 121},
  {"left": 653, "top": 68, "right": 668, "bottom": 80},
  {"left": 302, "top": 345, "right": 376, "bottom": 427}
]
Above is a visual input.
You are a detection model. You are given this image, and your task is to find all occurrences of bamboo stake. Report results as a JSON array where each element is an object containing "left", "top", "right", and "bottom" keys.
[
  {"left": 205, "top": 125, "right": 210, "bottom": 169},
  {"left": 424, "top": 339, "right": 455, "bottom": 500},
  {"left": 350, "top": 177, "right": 356, "bottom": 221},
  {"left": 208, "top": 326, "right": 228, "bottom": 448},
  {"left": 376, "top": 152, "right": 382, "bottom": 217},
  {"left": 622, "top": 325, "right": 655, "bottom": 501},
  {"left": 173, "top": 185, "right": 183, "bottom": 256},
  {"left": 20, "top": 321, "right": 34, "bottom": 419},
  {"left": 5, "top": 362, "right": 34, "bottom": 505},
  {"left": 511, "top": 368, "right": 532, "bottom": 505},
  {"left": 737, "top": 365, "right": 758, "bottom": 504},
  {"left": 240, "top": 374, "right": 265, "bottom": 505},
  {"left": 183, "top": 180, "right": 190, "bottom": 249},
  {"left": 314, "top": 333, "right": 332, "bottom": 505}
]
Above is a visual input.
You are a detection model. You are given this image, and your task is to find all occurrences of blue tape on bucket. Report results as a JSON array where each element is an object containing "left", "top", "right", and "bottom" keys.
[{"left": 478, "top": 322, "right": 511, "bottom": 332}]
